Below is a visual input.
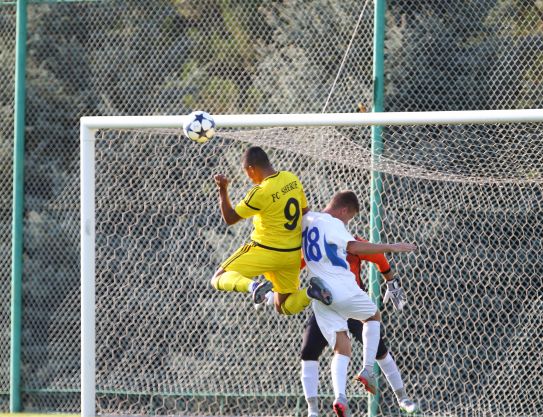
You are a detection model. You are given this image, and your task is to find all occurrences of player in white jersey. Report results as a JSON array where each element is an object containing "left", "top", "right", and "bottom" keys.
[{"left": 301, "top": 191, "right": 416, "bottom": 417}]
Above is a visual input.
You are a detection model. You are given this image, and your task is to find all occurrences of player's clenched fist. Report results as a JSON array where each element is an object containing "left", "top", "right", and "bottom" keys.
[{"left": 214, "top": 174, "right": 229, "bottom": 188}]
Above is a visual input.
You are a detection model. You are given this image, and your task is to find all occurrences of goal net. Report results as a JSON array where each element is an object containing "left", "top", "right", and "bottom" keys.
[{"left": 82, "top": 111, "right": 543, "bottom": 417}]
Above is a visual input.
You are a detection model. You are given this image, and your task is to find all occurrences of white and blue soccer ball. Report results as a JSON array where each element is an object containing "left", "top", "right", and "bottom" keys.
[{"left": 183, "top": 111, "right": 216, "bottom": 143}]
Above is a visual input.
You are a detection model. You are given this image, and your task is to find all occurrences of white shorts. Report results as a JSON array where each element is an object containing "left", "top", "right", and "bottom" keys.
[{"left": 312, "top": 291, "right": 377, "bottom": 348}]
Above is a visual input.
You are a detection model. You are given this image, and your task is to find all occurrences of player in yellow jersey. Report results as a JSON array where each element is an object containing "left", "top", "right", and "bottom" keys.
[{"left": 211, "top": 146, "right": 330, "bottom": 315}]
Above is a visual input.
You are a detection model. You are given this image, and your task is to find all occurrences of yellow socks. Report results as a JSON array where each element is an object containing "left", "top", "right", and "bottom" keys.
[
  {"left": 211, "top": 273, "right": 311, "bottom": 316},
  {"left": 211, "top": 271, "right": 254, "bottom": 292},
  {"left": 280, "top": 288, "right": 311, "bottom": 315}
]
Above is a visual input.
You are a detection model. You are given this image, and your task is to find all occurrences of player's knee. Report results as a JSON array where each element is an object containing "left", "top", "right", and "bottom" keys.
[
  {"left": 277, "top": 294, "right": 292, "bottom": 315},
  {"left": 366, "top": 309, "right": 380, "bottom": 321},
  {"left": 333, "top": 332, "right": 351, "bottom": 357},
  {"left": 278, "top": 303, "right": 291, "bottom": 315},
  {"left": 210, "top": 270, "right": 223, "bottom": 290},
  {"left": 210, "top": 276, "right": 219, "bottom": 290}
]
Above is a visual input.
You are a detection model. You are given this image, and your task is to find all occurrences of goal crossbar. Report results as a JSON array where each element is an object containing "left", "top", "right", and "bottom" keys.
[
  {"left": 81, "top": 108, "right": 543, "bottom": 130},
  {"left": 80, "top": 108, "right": 543, "bottom": 417}
]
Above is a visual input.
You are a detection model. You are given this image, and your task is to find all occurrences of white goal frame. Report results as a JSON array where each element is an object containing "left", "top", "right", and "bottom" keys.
[{"left": 80, "top": 108, "right": 543, "bottom": 417}]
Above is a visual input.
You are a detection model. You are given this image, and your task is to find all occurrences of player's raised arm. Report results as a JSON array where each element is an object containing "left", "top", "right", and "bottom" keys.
[
  {"left": 350, "top": 237, "right": 410, "bottom": 311},
  {"left": 354, "top": 237, "right": 392, "bottom": 277},
  {"left": 214, "top": 174, "right": 243, "bottom": 225},
  {"left": 347, "top": 240, "right": 417, "bottom": 256}
]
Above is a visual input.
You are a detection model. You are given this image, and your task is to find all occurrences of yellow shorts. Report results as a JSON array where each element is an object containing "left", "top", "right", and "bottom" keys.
[{"left": 220, "top": 242, "right": 302, "bottom": 294}]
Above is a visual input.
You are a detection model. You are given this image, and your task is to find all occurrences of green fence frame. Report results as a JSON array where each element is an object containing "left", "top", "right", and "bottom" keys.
[
  {"left": 368, "top": 0, "right": 386, "bottom": 416},
  {"left": 10, "top": 0, "right": 27, "bottom": 412}
]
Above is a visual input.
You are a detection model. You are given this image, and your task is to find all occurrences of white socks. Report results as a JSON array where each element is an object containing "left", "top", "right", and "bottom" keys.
[
  {"left": 264, "top": 291, "right": 274, "bottom": 305},
  {"left": 362, "top": 320, "right": 380, "bottom": 371},
  {"left": 331, "top": 353, "right": 350, "bottom": 399},
  {"left": 306, "top": 397, "right": 318, "bottom": 417},
  {"left": 301, "top": 360, "right": 319, "bottom": 399},
  {"left": 377, "top": 352, "right": 405, "bottom": 395},
  {"left": 301, "top": 361, "right": 319, "bottom": 416}
]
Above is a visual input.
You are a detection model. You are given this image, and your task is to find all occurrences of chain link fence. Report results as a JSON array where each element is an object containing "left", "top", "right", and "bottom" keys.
[
  {"left": 0, "top": 2, "right": 16, "bottom": 411},
  {"left": 13, "top": 0, "right": 375, "bottom": 414},
  {"left": 385, "top": 0, "right": 543, "bottom": 111},
  {"left": 0, "top": 0, "right": 542, "bottom": 416}
]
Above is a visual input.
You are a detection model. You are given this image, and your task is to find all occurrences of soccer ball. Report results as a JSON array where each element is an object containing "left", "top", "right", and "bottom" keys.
[{"left": 183, "top": 111, "right": 216, "bottom": 143}]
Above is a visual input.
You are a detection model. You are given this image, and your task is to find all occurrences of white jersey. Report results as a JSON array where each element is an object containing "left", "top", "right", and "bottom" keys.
[
  {"left": 301, "top": 211, "right": 363, "bottom": 301},
  {"left": 302, "top": 211, "right": 377, "bottom": 347}
]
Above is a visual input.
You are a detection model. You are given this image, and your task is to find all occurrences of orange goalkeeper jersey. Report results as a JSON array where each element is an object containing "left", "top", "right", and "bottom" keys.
[{"left": 347, "top": 236, "right": 391, "bottom": 291}]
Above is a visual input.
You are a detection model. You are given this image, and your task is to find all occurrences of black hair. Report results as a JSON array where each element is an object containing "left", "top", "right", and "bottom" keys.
[{"left": 243, "top": 146, "right": 271, "bottom": 168}]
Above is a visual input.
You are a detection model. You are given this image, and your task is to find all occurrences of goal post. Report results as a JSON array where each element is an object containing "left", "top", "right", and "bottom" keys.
[
  {"left": 81, "top": 109, "right": 543, "bottom": 131},
  {"left": 81, "top": 109, "right": 543, "bottom": 417}
]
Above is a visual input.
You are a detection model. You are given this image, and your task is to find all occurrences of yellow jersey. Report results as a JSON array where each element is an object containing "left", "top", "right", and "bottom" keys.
[{"left": 234, "top": 171, "right": 307, "bottom": 250}]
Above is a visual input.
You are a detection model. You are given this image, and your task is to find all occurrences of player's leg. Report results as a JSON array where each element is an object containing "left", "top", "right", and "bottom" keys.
[
  {"left": 349, "top": 318, "right": 418, "bottom": 412},
  {"left": 376, "top": 349, "right": 419, "bottom": 413},
  {"left": 212, "top": 244, "right": 278, "bottom": 302},
  {"left": 300, "top": 314, "right": 329, "bottom": 417},
  {"left": 334, "top": 292, "right": 379, "bottom": 395},
  {"left": 211, "top": 244, "right": 257, "bottom": 292},
  {"left": 311, "top": 301, "right": 352, "bottom": 417},
  {"left": 362, "top": 311, "right": 381, "bottom": 378},
  {"left": 273, "top": 290, "right": 308, "bottom": 314},
  {"left": 211, "top": 268, "right": 256, "bottom": 292},
  {"left": 350, "top": 318, "right": 418, "bottom": 413},
  {"left": 254, "top": 280, "right": 331, "bottom": 313},
  {"left": 347, "top": 316, "right": 379, "bottom": 393},
  {"left": 272, "top": 270, "right": 333, "bottom": 315},
  {"left": 347, "top": 318, "right": 363, "bottom": 344},
  {"left": 331, "top": 331, "right": 351, "bottom": 417},
  {"left": 356, "top": 310, "right": 380, "bottom": 395},
  {"left": 276, "top": 285, "right": 333, "bottom": 315},
  {"left": 269, "top": 253, "right": 312, "bottom": 315}
]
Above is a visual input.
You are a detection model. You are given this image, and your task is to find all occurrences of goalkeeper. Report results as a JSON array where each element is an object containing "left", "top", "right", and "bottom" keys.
[
  {"left": 300, "top": 236, "right": 418, "bottom": 416},
  {"left": 211, "top": 146, "right": 329, "bottom": 315}
]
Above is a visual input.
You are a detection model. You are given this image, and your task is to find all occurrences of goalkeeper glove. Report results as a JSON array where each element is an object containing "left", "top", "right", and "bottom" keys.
[{"left": 383, "top": 277, "right": 406, "bottom": 311}]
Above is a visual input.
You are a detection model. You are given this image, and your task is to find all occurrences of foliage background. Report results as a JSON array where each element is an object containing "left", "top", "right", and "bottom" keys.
[{"left": 0, "top": 0, "right": 542, "bottom": 415}]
